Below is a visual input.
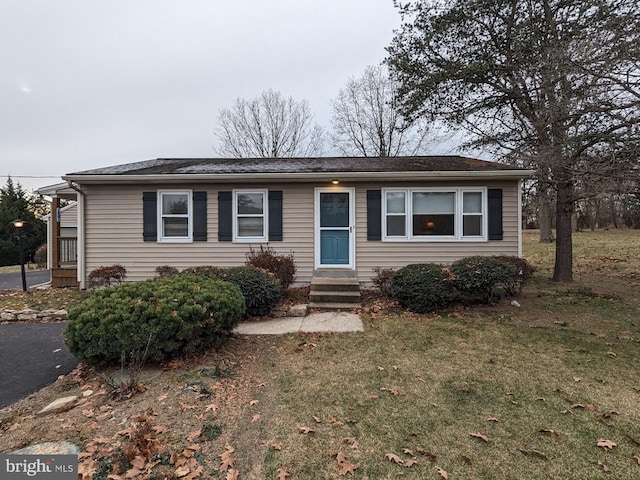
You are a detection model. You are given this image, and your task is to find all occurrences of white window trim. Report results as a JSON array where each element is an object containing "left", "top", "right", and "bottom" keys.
[
  {"left": 233, "top": 189, "right": 268, "bottom": 243},
  {"left": 382, "top": 187, "right": 488, "bottom": 242},
  {"left": 158, "top": 190, "right": 193, "bottom": 243}
]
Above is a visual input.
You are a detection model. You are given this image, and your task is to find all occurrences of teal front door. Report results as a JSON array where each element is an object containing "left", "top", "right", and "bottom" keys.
[{"left": 317, "top": 189, "right": 354, "bottom": 267}]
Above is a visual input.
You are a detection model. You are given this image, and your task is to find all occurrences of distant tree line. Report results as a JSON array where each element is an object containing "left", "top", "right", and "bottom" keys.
[{"left": 0, "top": 178, "right": 47, "bottom": 267}]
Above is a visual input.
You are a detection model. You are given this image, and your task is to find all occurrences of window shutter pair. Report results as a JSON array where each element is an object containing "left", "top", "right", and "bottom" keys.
[
  {"left": 142, "top": 191, "right": 207, "bottom": 242},
  {"left": 217, "top": 190, "right": 283, "bottom": 241},
  {"left": 366, "top": 188, "right": 503, "bottom": 240}
]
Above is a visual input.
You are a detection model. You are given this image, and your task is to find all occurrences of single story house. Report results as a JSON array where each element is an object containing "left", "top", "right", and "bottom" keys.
[{"left": 40, "top": 156, "right": 531, "bottom": 291}]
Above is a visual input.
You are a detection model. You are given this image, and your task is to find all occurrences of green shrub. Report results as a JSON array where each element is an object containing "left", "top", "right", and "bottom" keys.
[
  {"left": 182, "top": 265, "right": 282, "bottom": 317},
  {"left": 88, "top": 264, "right": 127, "bottom": 289},
  {"left": 65, "top": 274, "right": 245, "bottom": 367},
  {"left": 245, "top": 245, "right": 297, "bottom": 289},
  {"left": 491, "top": 256, "right": 535, "bottom": 295},
  {"left": 371, "top": 266, "right": 395, "bottom": 296},
  {"left": 391, "top": 263, "right": 452, "bottom": 314},
  {"left": 451, "top": 256, "right": 517, "bottom": 304}
]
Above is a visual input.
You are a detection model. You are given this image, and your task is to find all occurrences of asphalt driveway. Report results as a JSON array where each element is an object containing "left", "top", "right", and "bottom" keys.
[
  {"left": 0, "top": 322, "right": 78, "bottom": 409},
  {"left": 0, "top": 269, "right": 50, "bottom": 290}
]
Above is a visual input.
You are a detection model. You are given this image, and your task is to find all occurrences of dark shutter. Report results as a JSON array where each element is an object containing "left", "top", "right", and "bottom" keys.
[
  {"left": 143, "top": 192, "right": 157, "bottom": 242},
  {"left": 193, "top": 191, "right": 207, "bottom": 241},
  {"left": 488, "top": 188, "right": 503, "bottom": 240},
  {"left": 218, "top": 191, "right": 232, "bottom": 241},
  {"left": 268, "top": 190, "right": 283, "bottom": 241},
  {"left": 367, "top": 190, "right": 382, "bottom": 241}
]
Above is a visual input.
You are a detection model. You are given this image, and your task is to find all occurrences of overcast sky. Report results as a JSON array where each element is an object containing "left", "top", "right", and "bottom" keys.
[{"left": 1, "top": 1, "right": 464, "bottom": 193}]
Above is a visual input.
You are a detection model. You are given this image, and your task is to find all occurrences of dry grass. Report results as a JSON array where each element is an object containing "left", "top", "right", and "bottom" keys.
[{"left": 1, "top": 229, "right": 640, "bottom": 479}]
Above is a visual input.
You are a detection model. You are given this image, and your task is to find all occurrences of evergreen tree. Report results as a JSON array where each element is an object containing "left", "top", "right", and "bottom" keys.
[{"left": 0, "top": 177, "right": 47, "bottom": 267}]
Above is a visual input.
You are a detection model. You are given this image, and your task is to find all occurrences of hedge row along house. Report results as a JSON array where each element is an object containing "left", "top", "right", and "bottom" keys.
[{"left": 39, "top": 156, "right": 531, "bottom": 304}]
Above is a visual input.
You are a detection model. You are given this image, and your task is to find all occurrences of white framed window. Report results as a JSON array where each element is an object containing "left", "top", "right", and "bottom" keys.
[
  {"left": 383, "top": 188, "right": 487, "bottom": 241},
  {"left": 233, "top": 189, "right": 268, "bottom": 242},
  {"left": 158, "top": 190, "right": 193, "bottom": 242}
]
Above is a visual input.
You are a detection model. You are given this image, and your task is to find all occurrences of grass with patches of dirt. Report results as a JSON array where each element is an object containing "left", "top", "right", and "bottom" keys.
[{"left": 1, "top": 229, "right": 640, "bottom": 479}]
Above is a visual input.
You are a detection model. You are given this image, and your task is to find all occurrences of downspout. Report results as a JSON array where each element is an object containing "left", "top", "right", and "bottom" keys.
[
  {"left": 67, "top": 181, "right": 86, "bottom": 289},
  {"left": 517, "top": 179, "right": 523, "bottom": 258}
]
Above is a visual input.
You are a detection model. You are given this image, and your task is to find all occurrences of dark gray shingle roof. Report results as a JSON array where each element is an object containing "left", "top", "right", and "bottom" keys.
[{"left": 68, "top": 156, "right": 524, "bottom": 176}]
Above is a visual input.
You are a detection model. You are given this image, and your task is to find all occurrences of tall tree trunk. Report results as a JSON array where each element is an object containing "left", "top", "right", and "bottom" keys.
[
  {"left": 538, "top": 188, "right": 555, "bottom": 243},
  {"left": 553, "top": 180, "right": 574, "bottom": 281}
]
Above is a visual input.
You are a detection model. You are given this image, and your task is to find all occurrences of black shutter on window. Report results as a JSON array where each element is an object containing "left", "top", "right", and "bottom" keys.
[
  {"left": 143, "top": 192, "right": 157, "bottom": 242},
  {"left": 367, "top": 190, "right": 382, "bottom": 241},
  {"left": 268, "top": 190, "right": 283, "bottom": 241},
  {"left": 488, "top": 188, "right": 503, "bottom": 240},
  {"left": 193, "top": 191, "right": 207, "bottom": 241},
  {"left": 218, "top": 191, "right": 232, "bottom": 241}
]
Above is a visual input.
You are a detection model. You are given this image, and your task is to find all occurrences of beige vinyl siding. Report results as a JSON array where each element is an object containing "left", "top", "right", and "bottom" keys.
[
  {"left": 82, "top": 184, "right": 316, "bottom": 284},
  {"left": 81, "top": 179, "right": 520, "bottom": 286},
  {"left": 354, "top": 180, "right": 520, "bottom": 284}
]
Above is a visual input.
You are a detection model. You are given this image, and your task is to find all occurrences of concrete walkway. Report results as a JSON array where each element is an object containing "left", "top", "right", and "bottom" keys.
[{"left": 234, "top": 311, "right": 363, "bottom": 335}]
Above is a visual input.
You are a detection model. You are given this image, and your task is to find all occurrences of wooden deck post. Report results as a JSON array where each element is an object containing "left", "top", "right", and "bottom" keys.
[{"left": 51, "top": 196, "right": 60, "bottom": 269}]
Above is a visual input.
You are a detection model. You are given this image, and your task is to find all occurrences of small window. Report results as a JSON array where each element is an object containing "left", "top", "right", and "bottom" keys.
[
  {"left": 234, "top": 190, "right": 267, "bottom": 241},
  {"left": 412, "top": 191, "right": 455, "bottom": 236},
  {"left": 159, "top": 191, "right": 192, "bottom": 242},
  {"left": 462, "top": 191, "right": 484, "bottom": 237},
  {"left": 384, "top": 191, "right": 407, "bottom": 238}
]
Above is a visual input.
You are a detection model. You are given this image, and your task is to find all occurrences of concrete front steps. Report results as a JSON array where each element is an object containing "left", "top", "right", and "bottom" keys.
[{"left": 309, "top": 270, "right": 361, "bottom": 310}]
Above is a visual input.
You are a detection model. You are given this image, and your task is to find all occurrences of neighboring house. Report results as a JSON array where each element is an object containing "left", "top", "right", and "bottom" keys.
[{"left": 41, "top": 156, "right": 531, "bottom": 291}]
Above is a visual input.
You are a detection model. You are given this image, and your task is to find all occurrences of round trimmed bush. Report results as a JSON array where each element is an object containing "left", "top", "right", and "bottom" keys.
[
  {"left": 64, "top": 274, "right": 245, "bottom": 367},
  {"left": 391, "top": 263, "right": 452, "bottom": 313},
  {"left": 182, "top": 265, "right": 283, "bottom": 317},
  {"left": 451, "top": 256, "right": 517, "bottom": 304}
]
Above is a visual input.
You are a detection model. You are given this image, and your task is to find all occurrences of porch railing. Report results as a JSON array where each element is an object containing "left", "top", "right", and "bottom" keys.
[{"left": 57, "top": 237, "right": 77, "bottom": 266}]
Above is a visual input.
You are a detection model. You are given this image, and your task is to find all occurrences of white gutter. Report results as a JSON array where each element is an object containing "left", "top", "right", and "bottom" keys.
[{"left": 63, "top": 170, "right": 533, "bottom": 184}]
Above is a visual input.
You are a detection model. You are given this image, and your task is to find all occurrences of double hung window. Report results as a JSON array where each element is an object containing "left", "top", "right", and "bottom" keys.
[
  {"left": 158, "top": 190, "right": 192, "bottom": 242},
  {"left": 234, "top": 190, "right": 267, "bottom": 241}
]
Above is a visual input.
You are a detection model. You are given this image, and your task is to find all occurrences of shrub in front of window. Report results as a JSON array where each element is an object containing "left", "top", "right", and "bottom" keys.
[
  {"left": 391, "top": 263, "right": 452, "bottom": 313},
  {"left": 371, "top": 266, "right": 395, "bottom": 297},
  {"left": 182, "top": 265, "right": 282, "bottom": 317},
  {"left": 451, "top": 256, "right": 517, "bottom": 304},
  {"left": 64, "top": 274, "right": 245, "bottom": 367},
  {"left": 87, "top": 264, "right": 127, "bottom": 289},
  {"left": 245, "top": 245, "right": 297, "bottom": 289}
]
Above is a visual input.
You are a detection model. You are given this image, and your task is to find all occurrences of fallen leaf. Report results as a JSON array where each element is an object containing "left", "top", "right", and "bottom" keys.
[
  {"left": 344, "top": 437, "right": 360, "bottom": 449},
  {"left": 385, "top": 453, "right": 404, "bottom": 465},
  {"left": 152, "top": 425, "right": 168, "bottom": 434},
  {"left": 598, "top": 461, "right": 610, "bottom": 472},
  {"left": 535, "top": 396, "right": 545, "bottom": 401},
  {"left": 157, "top": 393, "right": 169, "bottom": 401},
  {"left": 403, "top": 448, "right": 414, "bottom": 455},
  {"left": 338, "top": 460, "right": 357, "bottom": 475},
  {"left": 313, "top": 415, "right": 322, "bottom": 423},
  {"left": 250, "top": 399, "right": 259, "bottom": 406},
  {"left": 607, "top": 351, "right": 617, "bottom": 357},
  {"left": 130, "top": 456, "right": 146, "bottom": 470},
  {"left": 276, "top": 466, "right": 290, "bottom": 479},
  {"left": 53, "top": 348, "right": 61, "bottom": 353},
  {"left": 187, "top": 429, "right": 202, "bottom": 442},
  {"left": 125, "top": 467, "right": 143, "bottom": 478},
  {"left": 633, "top": 455, "right": 640, "bottom": 465},
  {"left": 205, "top": 404, "right": 218, "bottom": 412},
  {"left": 252, "top": 414, "right": 261, "bottom": 422},
  {"left": 272, "top": 443, "right": 282, "bottom": 451},
  {"left": 404, "top": 458, "right": 419, "bottom": 468},
  {"left": 436, "top": 466, "right": 448, "bottom": 479},
  {"left": 470, "top": 432, "right": 489, "bottom": 442},
  {"left": 335, "top": 451, "right": 348, "bottom": 464},
  {"left": 226, "top": 469, "right": 240, "bottom": 480},
  {"left": 299, "top": 426, "right": 315, "bottom": 434},
  {"left": 539, "top": 429, "right": 559, "bottom": 438},
  {"left": 597, "top": 439, "right": 617, "bottom": 451},
  {"left": 486, "top": 417, "right": 499, "bottom": 422},
  {"left": 416, "top": 447, "right": 437, "bottom": 462}
]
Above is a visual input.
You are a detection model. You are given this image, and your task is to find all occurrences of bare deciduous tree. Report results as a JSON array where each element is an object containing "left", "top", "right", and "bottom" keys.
[
  {"left": 330, "top": 65, "right": 430, "bottom": 157},
  {"left": 214, "top": 89, "right": 324, "bottom": 158},
  {"left": 387, "top": 0, "right": 640, "bottom": 281}
]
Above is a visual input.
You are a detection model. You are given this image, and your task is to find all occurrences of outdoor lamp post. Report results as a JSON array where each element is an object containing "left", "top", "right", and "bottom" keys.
[{"left": 12, "top": 219, "right": 27, "bottom": 291}]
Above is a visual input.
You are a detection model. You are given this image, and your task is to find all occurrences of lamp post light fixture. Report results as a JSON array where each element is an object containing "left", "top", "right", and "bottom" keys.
[{"left": 12, "top": 219, "right": 27, "bottom": 291}]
